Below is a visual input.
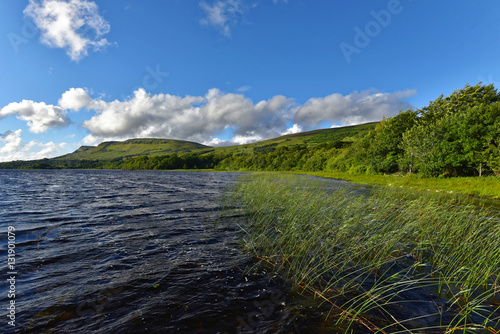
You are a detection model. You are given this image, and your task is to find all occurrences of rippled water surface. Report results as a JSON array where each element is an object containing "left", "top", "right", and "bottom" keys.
[{"left": 0, "top": 170, "right": 338, "bottom": 334}]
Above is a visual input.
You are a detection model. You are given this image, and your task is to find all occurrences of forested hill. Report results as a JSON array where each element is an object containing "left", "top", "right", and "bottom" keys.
[
  {"left": 1, "top": 83, "right": 499, "bottom": 177},
  {"left": 0, "top": 122, "right": 376, "bottom": 169}
]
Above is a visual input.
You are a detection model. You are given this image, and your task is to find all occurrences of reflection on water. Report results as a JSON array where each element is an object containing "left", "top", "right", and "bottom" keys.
[{"left": 0, "top": 170, "right": 345, "bottom": 334}]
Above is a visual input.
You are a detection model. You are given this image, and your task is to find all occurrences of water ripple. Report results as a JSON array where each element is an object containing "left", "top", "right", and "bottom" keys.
[{"left": 0, "top": 170, "right": 324, "bottom": 333}]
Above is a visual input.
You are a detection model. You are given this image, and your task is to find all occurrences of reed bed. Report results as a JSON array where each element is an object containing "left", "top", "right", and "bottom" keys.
[{"left": 224, "top": 173, "right": 500, "bottom": 333}]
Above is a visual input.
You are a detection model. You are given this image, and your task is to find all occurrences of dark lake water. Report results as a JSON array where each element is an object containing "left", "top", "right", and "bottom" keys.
[{"left": 0, "top": 170, "right": 339, "bottom": 334}]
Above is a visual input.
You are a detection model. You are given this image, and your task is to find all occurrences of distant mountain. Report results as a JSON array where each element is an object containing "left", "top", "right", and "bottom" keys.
[
  {"left": 59, "top": 122, "right": 378, "bottom": 160},
  {"left": 56, "top": 138, "right": 211, "bottom": 161},
  {"left": 0, "top": 122, "right": 377, "bottom": 169}
]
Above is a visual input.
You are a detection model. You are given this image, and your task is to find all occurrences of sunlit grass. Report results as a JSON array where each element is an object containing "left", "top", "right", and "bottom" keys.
[
  {"left": 287, "top": 171, "right": 500, "bottom": 200},
  {"left": 224, "top": 173, "right": 500, "bottom": 333}
]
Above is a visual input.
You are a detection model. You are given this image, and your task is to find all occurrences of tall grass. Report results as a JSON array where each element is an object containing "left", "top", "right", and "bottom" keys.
[
  {"left": 224, "top": 173, "right": 500, "bottom": 333},
  {"left": 290, "top": 171, "right": 500, "bottom": 200}
]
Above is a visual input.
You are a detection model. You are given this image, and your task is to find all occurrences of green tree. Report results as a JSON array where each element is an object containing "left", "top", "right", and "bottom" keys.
[
  {"left": 365, "top": 109, "right": 418, "bottom": 173},
  {"left": 418, "top": 83, "right": 500, "bottom": 124}
]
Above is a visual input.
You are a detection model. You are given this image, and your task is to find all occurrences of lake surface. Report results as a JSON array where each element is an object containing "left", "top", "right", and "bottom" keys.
[{"left": 0, "top": 170, "right": 342, "bottom": 334}]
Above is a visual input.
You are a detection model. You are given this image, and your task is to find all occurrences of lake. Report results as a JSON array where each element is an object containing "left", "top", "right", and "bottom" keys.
[{"left": 0, "top": 170, "right": 340, "bottom": 334}]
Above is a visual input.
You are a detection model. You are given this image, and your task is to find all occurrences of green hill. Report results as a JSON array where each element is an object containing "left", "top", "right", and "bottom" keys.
[
  {"left": 0, "top": 122, "right": 377, "bottom": 169},
  {"left": 56, "top": 138, "right": 211, "bottom": 161},
  {"left": 206, "top": 122, "right": 377, "bottom": 156},
  {"left": 61, "top": 122, "right": 377, "bottom": 160}
]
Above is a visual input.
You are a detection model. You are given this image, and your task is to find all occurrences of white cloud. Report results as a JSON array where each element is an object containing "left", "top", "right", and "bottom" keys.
[
  {"left": 0, "top": 88, "right": 93, "bottom": 133},
  {"left": 59, "top": 87, "right": 91, "bottom": 111},
  {"left": 0, "top": 129, "right": 67, "bottom": 162},
  {"left": 0, "top": 130, "right": 23, "bottom": 155},
  {"left": 81, "top": 88, "right": 295, "bottom": 146},
  {"left": 232, "top": 133, "right": 263, "bottom": 145},
  {"left": 0, "top": 86, "right": 416, "bottom": 162},
  {"left": 294, "top": 89, "right": 416, "bottom": 127},
  {"left": 281, "top": 123, "right": 302, "bottom": 135},
  {"left": 200, "top": 0, "right": 244, "bottom": 37},
  {"left": 236, "top": 85, "right": 251, "bottom": 92},
  {"left": 24, "top": 0, "right": 110, "bottom": 61},
  {"left": 0, "top": 100, "right": 70, "bottom": 134},
  {"left": 203, "top": 137, "right": 228, "bottom": 147},
  {"left": 82, "top": 88, "right": 205, "bottom": 143},
  {"left": 80, "top": 88, "right": 415, "bottom": 147}
]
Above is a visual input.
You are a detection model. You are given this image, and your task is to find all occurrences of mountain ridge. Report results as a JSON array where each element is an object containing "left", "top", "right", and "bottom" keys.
[
  {"left": 0, "top": 122, "right": 378, "bottom": 168},
  {"left": 56, "top": 138, "right": 211, "bottom": 161}
]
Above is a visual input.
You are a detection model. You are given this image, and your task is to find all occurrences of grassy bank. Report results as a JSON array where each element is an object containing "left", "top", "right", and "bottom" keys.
[
  {"left": 287, "top": 171, "right": 500, "bottom": 200},
  {"left": 226, "top": 173, "right": 500, "bottom": 333}
]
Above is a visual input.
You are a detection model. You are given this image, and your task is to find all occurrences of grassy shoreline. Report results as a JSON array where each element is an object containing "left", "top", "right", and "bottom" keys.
[
  {"left": 284, "top": 171, "right": 500, "bottom": 201},
  {"left": 225, "top": 173, "right": 500, "bottom": 333}
]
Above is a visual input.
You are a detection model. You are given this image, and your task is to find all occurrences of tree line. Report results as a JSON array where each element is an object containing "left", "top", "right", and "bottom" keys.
[
  {"left": 338, "top": 83, "right": 500, "bottom": 177},
  {"left": 2, "top": 83, "right": 498, "bottom": 178},
  {"left": 213, "top": 83, "right": 500, "bottom": 177}
]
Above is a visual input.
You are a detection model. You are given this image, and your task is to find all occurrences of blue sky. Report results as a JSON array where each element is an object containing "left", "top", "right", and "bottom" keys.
[{"left": 0, "top": 0, "right": 499, "bottom": 161}]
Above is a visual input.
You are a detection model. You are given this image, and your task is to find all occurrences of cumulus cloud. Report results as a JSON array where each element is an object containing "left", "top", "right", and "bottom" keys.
[
  {"left": 59, "top": 87, "right": 91, "bottom": 111},
  {"left": 0, "top": 88, "right": 98, "bottom": 133},
  {"left": 82, "top": 88, "right": 295, "bottom": 146},
  {"left": 294, "top": 89, "right": 416, "bottom": 128},
  {"left": 0, "top": 130, "right": 23, "bottom": 155},
  {"left": 0, "top": 100, "right": 70, "bottom": 133},
  {"left": 0, "top": 129, "right": 67, "bottom": 162},
  {"left": 281, "top": 123, "right": 302, "bottom": 135},
  {"left": 24, "top": 0, "right": 110, "bottom": 61},
  {"left": 232, "top": 133, "right": 263, "bottom": 145},
  {"left": 200, "top": 0, "right": 244, "bottom": 37},
  {"left": 80, "top": 88, "right": 415, "bottom": 146},
  {"left": 82, "top": 88, "right": 205, "bottom": 144},
  {"left": 1, "top": 86, "right": 415, "bottom": 159}
]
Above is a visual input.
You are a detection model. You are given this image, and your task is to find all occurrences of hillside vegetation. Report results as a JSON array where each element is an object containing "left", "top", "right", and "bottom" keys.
[
  {"left": 57, "top": 138, "right": 211, "bottom": 161},
  {"left": 0, "top": 122, "right": 376, "bottom": 169},
  {"left": 2, "top": 83, "right": 500, "bottom": 180},
  {"left": 213, "top": 83, "right": 500, "bottom": 177}
]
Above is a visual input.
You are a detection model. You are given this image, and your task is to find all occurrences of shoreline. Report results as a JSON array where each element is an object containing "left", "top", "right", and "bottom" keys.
[
  {"left": 283, "top": 170, "right": 500, "bottom": 201},
  {"left": 3, "top": 167, "right": 500, "bottom": 202},
  {"left": 229, "top": 173, "right": 500, "bottom": 332}
]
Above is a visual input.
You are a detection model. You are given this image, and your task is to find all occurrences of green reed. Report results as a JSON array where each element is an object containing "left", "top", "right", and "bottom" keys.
[{"left": 224, "top": 173, "right": 500, "bottom": 333}]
